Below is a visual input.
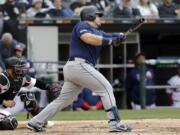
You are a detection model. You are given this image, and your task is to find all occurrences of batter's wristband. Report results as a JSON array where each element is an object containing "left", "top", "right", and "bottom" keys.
[{"left": 102, "top": 37, "right": 112, "bottom": 46}]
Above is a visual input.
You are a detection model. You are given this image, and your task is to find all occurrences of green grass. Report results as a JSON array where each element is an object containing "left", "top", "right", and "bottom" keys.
[{"left": 16, "top": 108, "right": 180, "bottom": 121}]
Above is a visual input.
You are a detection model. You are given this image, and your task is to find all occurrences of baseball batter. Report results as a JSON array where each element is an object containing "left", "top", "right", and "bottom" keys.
[{"left": 27, "top": 5, "right": 132, "bottom": 132}]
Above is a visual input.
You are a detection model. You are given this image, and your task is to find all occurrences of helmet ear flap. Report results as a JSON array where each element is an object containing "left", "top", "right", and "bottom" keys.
[
  {"left": 88, "top": 15, "right": 96, "bottom": 21},
  {"left": 80, "top": 11, "right": 96, "bottom": 21}
]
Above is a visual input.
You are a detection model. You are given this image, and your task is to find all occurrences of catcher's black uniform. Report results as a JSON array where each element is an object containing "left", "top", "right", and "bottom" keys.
[
  {"left": 0, "top": 56, "right": 55, "bottom": 130},
  {"left": 0, "top": 71, "right": 35, "bottom": 105}
]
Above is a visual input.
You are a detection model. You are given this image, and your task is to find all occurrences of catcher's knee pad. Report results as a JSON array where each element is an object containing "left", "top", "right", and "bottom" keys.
[
  {"left": 0, "top": 115, "right": 18, "bottom": 130},
  {"left": 18, "top": 92, "right": 41, "bottom": 116}
]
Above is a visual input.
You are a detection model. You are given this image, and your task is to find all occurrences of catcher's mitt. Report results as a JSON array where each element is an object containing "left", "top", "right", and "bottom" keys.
[{"left": 47, "top": 82, "right": 62, "bottom": 102}]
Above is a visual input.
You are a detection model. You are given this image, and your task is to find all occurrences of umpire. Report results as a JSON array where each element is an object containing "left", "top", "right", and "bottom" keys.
[{"left": 27, "top": 5, "right": 131, "bottom": 132}]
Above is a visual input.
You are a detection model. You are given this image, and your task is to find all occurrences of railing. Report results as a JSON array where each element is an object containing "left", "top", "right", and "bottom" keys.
[
  {"left": 33, "top": 61, "right": 135, "bottom": 70},
  {"left": 140, "top": 59, "right": 180, "bottom": 109},
  {"left": 18, "top": 17, "right": 180, "bottom": 25}
]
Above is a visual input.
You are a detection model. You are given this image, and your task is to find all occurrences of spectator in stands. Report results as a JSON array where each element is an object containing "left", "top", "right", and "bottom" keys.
[
  {"left": 91, "top": 0, "right": 110, "bottom": 11},
  {"left": 91, "top": 0, "right": 114, "bottom": 17},
  {"left": 47, "top": 0, "right": 74, "bottom": 18},
  {"left": 0, "top": 16, "right": 3, "bottom": 37},
  {"left": 137, "top": 0, "right": 159, "bottom": 18},
  {"left": 116, "top": 0, "right": 139, "bottom": 8},
  {"left": 16, "top": 0, "right": 28, "bottom": 15},
  {"left": 14, "top": 42, "right": 36, "bottom": 77},
  {"left": 0, "top": 32, "right": 17, "bottom": 69},
  {"left": 158, "top": 0, "right": 180, "bottom": 18},
  {"left": 112, "top": 0, "right": 141, "bottom": 18},
  {"left": 0, "top": 0, "right": 4, "bottom": 35},
  {"left": 73, "top": 88, "right": 103, "bottom": 111},
  {"left": 130, "top": 0, "right": 139, "bottom": 8},
  {"left": 70, "top": 0, "right": 92, "bottom": 16},
  {"left": 26, "top": 0, "right": 53, "bottom": 9},
  {"left": 26, "top": 0, "right": 49, "bottom": 18},
  {"left": 166, "top": 65, "right": 180, "bottom": 108},
  {"left": 174, "top": 0, "right": 180, "bottom": 4},
  {"left": 0, "top": 0, "right": 25, "bottom": 39},
  {"left": 126, "top": 52, "right": 156, "bottom": 110}
]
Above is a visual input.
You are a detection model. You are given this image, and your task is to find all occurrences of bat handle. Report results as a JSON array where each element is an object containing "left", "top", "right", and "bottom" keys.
[{"left": 124, "top": 29, "right": 132, "bottom": 37}]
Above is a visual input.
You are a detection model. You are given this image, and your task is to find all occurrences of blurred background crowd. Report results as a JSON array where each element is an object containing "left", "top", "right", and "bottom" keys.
[
  {"left": 0, "top": 0, "right": 179, "bottom": 41},
  {"left": 0, "top": 0, "right": 180, "bottom": 20}
]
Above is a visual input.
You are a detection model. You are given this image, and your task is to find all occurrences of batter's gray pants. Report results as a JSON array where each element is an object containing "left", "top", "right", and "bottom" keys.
[{"left": 30, "top": 59, "right": 116, "bottom": 124}]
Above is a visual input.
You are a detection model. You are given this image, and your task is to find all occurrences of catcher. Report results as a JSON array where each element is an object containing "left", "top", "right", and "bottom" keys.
[{"left": 0, "top": 56, "right": 59, "bottom": 130}]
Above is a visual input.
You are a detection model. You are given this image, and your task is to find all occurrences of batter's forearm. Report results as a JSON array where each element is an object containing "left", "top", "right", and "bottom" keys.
[
  {"left": 80, "top": 33, "right": 103, "bottom": 46},
  {"left": 102, "top": 31, "right": 120, "bottom": 38}
]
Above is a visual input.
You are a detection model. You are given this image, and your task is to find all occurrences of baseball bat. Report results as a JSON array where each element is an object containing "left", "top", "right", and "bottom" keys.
[{"left": 124, "top": 18, "right": 145, "bottom": 36}]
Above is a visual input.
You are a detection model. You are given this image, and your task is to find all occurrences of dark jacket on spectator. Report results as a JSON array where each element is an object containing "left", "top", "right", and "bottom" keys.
[
  {"left": 158, "top": 3, "right": 179, "bottom": 18},
  {"left": 126, "top": 66, "right": 156, "bottom": 106},
  {"left": 113, "top": 6, "right": 141, "bottom": 18},
  {"left": 70, "top": 1, "right": 91, "bottom": 11},
  {"left": 0, "top": 2, "right": 25, "bottom": 20},
  {"left": 48, "top": 6, "right": 74, "bottom": 18},
  {"left": 0, "top": 39, "right": 17, "bottom": 69}
]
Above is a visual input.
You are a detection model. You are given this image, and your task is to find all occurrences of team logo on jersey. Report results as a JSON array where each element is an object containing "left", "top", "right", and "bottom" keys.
[
  {"left": 80, "top": 29, "right": 88, "bottom": 33},
  {"left": 0, "top": 84, "right": 8, "bottom": 94}
]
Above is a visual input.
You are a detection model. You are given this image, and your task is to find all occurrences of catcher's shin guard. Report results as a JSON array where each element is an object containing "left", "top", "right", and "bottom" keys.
[{"left": 19, "top": 92, "right": 41, "bottom": 117}]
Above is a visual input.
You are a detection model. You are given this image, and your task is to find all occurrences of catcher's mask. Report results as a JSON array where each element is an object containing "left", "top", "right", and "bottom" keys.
[{"left": 5, "top": 56, "right": 27, "bottom": 79}]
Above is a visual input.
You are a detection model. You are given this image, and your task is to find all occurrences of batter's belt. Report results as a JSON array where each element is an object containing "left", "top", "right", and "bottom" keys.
[{"left": 69, "top": 57, "right": 93, "bottom": 66}]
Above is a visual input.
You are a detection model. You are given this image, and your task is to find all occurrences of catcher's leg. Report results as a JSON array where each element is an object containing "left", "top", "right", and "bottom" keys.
[
  {"left": 3, "top": 95, "right": 24, "bottom": 115},
  {"left": 18, "top": 90, "right": 54, "bottom": 128},
  {"left": 18, "top": 91, "right": 41, "bottom": 117}
]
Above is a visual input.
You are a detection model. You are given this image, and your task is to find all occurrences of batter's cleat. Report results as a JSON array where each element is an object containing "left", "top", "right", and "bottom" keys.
[
  {"left": 27, "top": 122, "right": 46, "bottom": 132},
  {"left": 109, "top": 121, "right": 132, "bottom": 132},
  {"left": 43, "top": 121, "right": 55, "bottom": 128}
]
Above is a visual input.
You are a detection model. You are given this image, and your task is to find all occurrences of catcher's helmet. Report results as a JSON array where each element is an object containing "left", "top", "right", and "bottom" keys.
[
  {"left": 5, "top": 56, "right": 26, "bottom": 79},
  {"left": 80, "top": 6, "right": 104, "bottom": 21}
]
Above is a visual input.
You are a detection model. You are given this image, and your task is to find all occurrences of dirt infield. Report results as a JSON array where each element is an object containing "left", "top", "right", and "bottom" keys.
[{"left": 1, "top": 119, "right": 180, "bottom": 135}]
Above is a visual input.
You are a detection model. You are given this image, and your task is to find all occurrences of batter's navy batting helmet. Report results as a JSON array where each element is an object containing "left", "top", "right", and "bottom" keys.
[{"left": 80, "top": 6, "right": 104, "bottom": 21}]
